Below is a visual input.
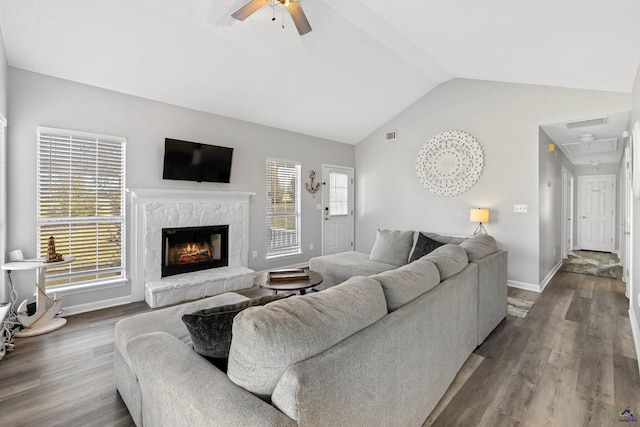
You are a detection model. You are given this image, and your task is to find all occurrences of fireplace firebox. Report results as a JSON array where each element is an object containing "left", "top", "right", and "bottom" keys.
[{"left": 161, "top": 225, "right": 229, "bottom": 277}]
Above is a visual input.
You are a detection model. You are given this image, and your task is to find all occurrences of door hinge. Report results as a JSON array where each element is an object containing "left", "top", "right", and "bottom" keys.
[
  {"left": 350, "top": 241, "right": 354, "bottom": 247},
  {"left": 351, "top": 178, "right": 354, "bottom": 185}
]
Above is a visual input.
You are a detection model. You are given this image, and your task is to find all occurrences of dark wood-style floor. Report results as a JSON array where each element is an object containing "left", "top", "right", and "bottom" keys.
[{"left": 0, "top": 267, "right": 638, "bottom": 426}]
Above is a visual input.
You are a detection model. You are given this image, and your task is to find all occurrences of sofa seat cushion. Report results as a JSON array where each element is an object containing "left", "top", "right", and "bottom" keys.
[
  {"left": 371, "top": 258, "right": 440, "bottom": 311},
  {"left": 369, "top": 229, "right": 415, "bottom": 266},
  {"left": 227, "top": 276, "right": 388, "bottom": 399},
  {"left": 460, "top": 234, "right": 498, "bottom": 261},
  {"left": 421, "top": 244, "right": 469, "bottom": 280},
  {"left": 114, "top": 292, "right": 250, "bottom": 370},
  {"left": 182, "top": 294, "right": 284, "bottom": 370},
  {"left": 309, "top": 251, "right": 397, "bottom": 283}
]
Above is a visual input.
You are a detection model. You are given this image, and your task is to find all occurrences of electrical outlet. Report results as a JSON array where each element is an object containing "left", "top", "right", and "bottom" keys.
[
  {"left": 513, "top": 204, "right": 528, "bottom": 213},
  {"left": 310, "top": 243, "right": 314, "bottom": 251},
  {"left": 252, "top": 250, "right": 258, "bottom": 260}
]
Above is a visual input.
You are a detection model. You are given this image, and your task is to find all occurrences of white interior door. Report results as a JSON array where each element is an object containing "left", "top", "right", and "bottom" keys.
[
  {"left": 561, "top": 167, "right": 574, "bottom": 258},
  {"left": 322, "top": 165, "right": 354, "bottom": 256},
  {"left": 577, "top": 175, "right": 615, "bottom": 252},
  {"left": 623, "top": 145, "right": 633, "bottom": 294}
]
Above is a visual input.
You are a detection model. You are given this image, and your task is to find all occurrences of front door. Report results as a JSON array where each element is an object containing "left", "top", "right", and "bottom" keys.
[
  {"left": 322, "top": 165, "right": 354, "bottom": 256},
  {"left": 577, "top": 175, "right": 615, "bottom": 252}
]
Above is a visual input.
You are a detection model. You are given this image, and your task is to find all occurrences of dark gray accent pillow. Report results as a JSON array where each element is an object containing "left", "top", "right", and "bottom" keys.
[
  {"left": 409, "top": 233, "right": 445, "bottom": 263},
  {"left": 182, "top": 294, "right": 284, "bottom": 371}
]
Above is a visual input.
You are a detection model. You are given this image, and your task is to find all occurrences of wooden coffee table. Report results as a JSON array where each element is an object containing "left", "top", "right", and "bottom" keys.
[{"left": 254, "top": 270, "right": 323, "bottom": 295}]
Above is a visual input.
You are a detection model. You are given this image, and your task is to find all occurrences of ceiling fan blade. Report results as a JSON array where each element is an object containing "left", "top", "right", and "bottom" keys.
[
  {"left": 288, "top": 3, "right": 312, "bottom": 35},
  {"left": 231, "top": 0, "right": 269, "bottom": 21}
]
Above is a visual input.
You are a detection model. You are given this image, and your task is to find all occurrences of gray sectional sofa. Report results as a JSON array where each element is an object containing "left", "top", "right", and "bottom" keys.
[
  {"left": 310, "top": 230, "right": 507, "bottom": 345},
  {"left": 114, "top": 230, "right": 507, "bottom": 426}
]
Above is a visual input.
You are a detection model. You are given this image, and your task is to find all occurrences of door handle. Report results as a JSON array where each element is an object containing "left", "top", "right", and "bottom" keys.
[{"left": 581, "top": 216, "right": 587, "bottom": 219}]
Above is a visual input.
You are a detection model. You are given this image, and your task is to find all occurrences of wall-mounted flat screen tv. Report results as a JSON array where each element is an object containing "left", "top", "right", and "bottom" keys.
[{"left": 163, "top": 138, "right": 234, "bottom": 183}]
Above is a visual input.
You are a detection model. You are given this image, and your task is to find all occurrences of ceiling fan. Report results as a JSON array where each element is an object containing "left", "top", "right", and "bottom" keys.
[{"left": 231, "top": 0, "right": 312, "bottom": 36}]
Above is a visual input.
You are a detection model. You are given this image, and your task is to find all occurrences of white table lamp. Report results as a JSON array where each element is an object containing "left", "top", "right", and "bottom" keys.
[{"left": 470, "top": 208, "right": 489, "bottom": 235}]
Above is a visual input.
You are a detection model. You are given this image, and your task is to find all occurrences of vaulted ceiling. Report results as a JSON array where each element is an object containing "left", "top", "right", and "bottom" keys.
[{"left": 1, "top": 0, "right": 640, "bottom": 144}]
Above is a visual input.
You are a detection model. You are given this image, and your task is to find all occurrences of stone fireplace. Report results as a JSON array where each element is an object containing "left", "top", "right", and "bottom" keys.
[
  {"left": 161, "top": 225, "right": 229, "bottom": 277},
  {"left": 129, "top": 189, "right": 255, "bottom": 308}
]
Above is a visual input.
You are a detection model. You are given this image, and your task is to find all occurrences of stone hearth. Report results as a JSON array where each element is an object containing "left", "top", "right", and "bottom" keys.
[{"left": 129, "top": 189, "right": 255, "bottom": 307}]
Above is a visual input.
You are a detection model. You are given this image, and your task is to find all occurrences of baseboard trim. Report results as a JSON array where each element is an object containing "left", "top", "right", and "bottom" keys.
[
  {"left": 508, "top": 280, "right": 541, "bottom": 293},
  {"left": 61, "top": 295, "right": 133, "bottom": 317},
  {"left": 539, "top": 261, "right": 563, "bottom": 293},
  {"left": 629, "top": 308, "right": 640, "bottom": 374}
]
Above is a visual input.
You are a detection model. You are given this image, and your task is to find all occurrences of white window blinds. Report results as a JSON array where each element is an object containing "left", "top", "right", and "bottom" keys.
[
  {"left": 37, "top": 127, "right": 126, "bottom": 286},
  {"left": 266, "top": 158, "right": 301, "bottom": 258}
]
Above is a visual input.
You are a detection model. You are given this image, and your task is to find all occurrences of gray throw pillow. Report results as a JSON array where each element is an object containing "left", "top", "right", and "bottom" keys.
[
  {"left": 408, "top": 233, "right": 444, "bottom": 263},
  {"left": 182, "top": 294, "right": 284, "bottom": 371},
  {"left": 369, "top": 229, "right": 414, "bottom": 266}
]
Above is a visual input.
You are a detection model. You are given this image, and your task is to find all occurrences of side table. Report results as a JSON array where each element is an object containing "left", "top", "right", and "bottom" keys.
[{"left": 2, "top": 257, "right": 75, "bottom": 337}]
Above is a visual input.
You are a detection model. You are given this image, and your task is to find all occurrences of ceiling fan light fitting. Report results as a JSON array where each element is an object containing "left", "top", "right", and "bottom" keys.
[{"left": 579, "top": 133, "right": 595, "bottom": 143}]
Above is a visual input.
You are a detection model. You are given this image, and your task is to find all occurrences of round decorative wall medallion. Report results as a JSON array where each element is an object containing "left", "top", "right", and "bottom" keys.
[{"left": 416, "top": 130, "right": 484, "bottom": 197}]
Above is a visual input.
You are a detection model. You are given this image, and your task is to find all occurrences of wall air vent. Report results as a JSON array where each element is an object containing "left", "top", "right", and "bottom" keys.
[
  {"left": 384, "top": 130, "right": 397, "bottom": 141},
  {"left": 565, "top": 116, "right": 607, "bottom": 129}
]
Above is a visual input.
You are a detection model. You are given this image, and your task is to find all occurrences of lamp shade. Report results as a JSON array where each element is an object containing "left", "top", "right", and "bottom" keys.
[{"left": 470, "top": 208, "right": 489, "bottom": 223}]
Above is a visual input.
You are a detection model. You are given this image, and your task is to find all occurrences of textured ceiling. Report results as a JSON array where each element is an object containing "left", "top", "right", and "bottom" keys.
[{"left": 1, "top": 0, "right": 640, "bottom": 144}]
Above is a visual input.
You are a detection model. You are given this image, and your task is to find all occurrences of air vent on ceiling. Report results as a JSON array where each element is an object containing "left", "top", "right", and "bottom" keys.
[
  {"left": 384, "top": 130, "right": 397, "bottom": 141},
  {"left": 565, "top": 116, "right": 607, "bottom": 129}
]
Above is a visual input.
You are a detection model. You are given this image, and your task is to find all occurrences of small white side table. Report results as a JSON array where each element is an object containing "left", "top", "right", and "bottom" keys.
[{"left": 2, "top": 257, "right": 75, "bottom": 337}]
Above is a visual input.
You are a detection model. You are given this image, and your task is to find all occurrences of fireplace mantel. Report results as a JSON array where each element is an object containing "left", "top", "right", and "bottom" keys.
[
  {"left": 128, "top": 188, "right": 256, "bottom": 203},
  {"left": 129, "top": 189, "right": 256, "bottom": 305}
]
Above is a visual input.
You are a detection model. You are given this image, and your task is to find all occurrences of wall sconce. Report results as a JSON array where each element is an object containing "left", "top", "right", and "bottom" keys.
[{"left": 470, "top": 208, "right": 490, "bottom": 235}]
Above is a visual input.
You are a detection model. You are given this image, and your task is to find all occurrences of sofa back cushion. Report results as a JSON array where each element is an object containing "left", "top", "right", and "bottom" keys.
[
  {"left": 422, "top": 244, "right": 469, "bottom": 279},
  {"left": 227, "top": 276, "right": 387, "bottom": 399},
  {"left": 421, "top": 232, "right": 468, "bottom": 245},
  {"left": 459, "top": 234, "right": 498, "bottom": 261},
  {"left": 369, "top": 229, "right": 414, "bottom": 266},
  {"left": 371, "top": 258, "right": 440, "bottom": 311}
]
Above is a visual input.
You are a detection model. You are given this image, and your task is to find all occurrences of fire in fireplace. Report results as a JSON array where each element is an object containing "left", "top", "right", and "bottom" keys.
[{"left": 161, "top": 225, "right": 229, "bottom": 277}]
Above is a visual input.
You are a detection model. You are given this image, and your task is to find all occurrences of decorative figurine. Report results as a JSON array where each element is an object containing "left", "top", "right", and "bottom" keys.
[
  {"left": 46, "top": 236, "right": 64, "bottom": 262},
  {"left": 305, "top": 170, "right": 321, "bottom": 197}
]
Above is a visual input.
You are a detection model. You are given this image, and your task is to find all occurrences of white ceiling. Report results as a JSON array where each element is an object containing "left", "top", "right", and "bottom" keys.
[
  {"left": 1, "top": 0, "right": 640, "bottom": 144},
  {"left": 541, "top": 111, "right": 631, "bottom": 166}
]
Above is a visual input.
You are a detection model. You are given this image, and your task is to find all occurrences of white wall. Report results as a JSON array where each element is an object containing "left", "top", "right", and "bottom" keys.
[
  {"left": 0, "top": 28, "right": 7, "bottom": 302},
  {"left": 355, "top": 78, "right": 630, "bottom": 289},
  {"left": 538, "top": 129, "right": 573, "bottom": 284},
  {"left": 0, "top": 29, "right": 7, "bottom": 115},
  {"left": 6, "top": 68, "right": 354, "bottom": 310},
  {"left": 627, "top": 62, "right": 640, "bottom": 366}
]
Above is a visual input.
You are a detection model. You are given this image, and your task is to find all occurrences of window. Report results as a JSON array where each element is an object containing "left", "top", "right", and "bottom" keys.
[
  {"left": 37, "top": 127, "right": 126, "bottom": 287},
  {"left": 266, "top": 158, "right": 301, "bottom": 258},
  {"left": 329, "top": 171, "right": 349, "bottom": 216}
]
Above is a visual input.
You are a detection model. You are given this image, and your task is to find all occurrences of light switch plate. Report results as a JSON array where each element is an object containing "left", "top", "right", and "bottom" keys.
[{"left": 514, "top": 204, "right": 528, "bottom": 213}]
